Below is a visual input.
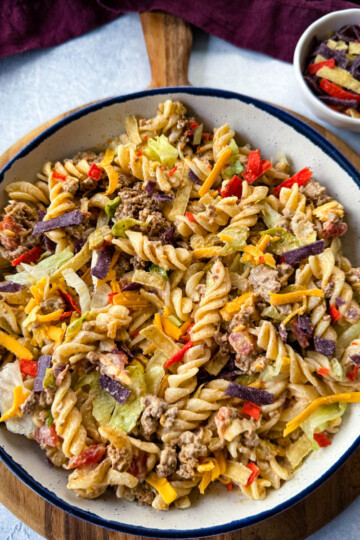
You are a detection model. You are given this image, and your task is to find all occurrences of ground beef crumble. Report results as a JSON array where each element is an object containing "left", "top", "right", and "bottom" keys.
[{"left": 140, "top": 395, "right": 167, "bottom": 439}]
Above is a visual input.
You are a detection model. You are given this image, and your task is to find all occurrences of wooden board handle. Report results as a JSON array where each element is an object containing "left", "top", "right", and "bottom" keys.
[{"left": 140, "top": 11, "right": 192, "bottom": 88}]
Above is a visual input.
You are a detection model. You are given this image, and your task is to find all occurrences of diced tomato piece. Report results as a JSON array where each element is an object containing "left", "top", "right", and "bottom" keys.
[
  {"left": 57, "top": 289, "right": 81, "bottom": 314},
  {"left": 274, "top": 167, "right": 312, "bottom": 197},
  {"left": 329, "top": 305, "right": 341, "bottom": 323},
  {"left": 313, "top": 432, "right": 332, "bottom": 447},
  {"left": 246, "top": 462, "right": 260, "bottom": 486},
  {"left": 67, "top": 444, "right": 106, "bottom": 469},
  {"left": 347, "top": 364, "right": 359, "bottom": 381},
  {"left": 241, "top": 401, "right": 261, "bottom": 420},
  {"left": 226, "top": 482, "right": 233, "bottom": 491},
  {"left": 317, "top": 367, "right": 329, "bottom": 376},
  {"left": 221, "top": 174, "right": 243, "bottom": 198},
  {"left": 186, "top": 211, "right": 196, "bottom": 222},
  {"left": 189, "top": 121, "right": 199, "bottom": 130},
  {"left": 19, "top": 359, "right": 38, "bottom": 377},
  {"left": 35, "top": 423, "right": 60, "bottom": 448},
  {"left": 11, "top": 246, "right": 42, "bottom": 266},
  {"left": 52, "top": 171, "right": 67, "bottom": 180},
  {"left": 88, "top": 163, "right": 102, "bottom": 180},
  {"left": 243, "top": 150, "right": 272, "bottom": 184}
]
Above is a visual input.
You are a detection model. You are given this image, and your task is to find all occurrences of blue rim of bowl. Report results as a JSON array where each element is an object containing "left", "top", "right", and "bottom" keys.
[{"left": 1, "top": 86, "right": 360, "bottom": 538}]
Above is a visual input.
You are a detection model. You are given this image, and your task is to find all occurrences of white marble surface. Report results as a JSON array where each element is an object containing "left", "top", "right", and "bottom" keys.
[{"left": 0, "top": 12, "right": 359, "bottom": 540}]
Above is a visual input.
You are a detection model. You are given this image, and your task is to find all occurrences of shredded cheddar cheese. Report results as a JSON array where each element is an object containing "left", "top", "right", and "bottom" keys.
[
  {"left": 0, "top": 330, "right": 33, "bottom": 360},
  {"left": 312, "top": 200, "right": 344, "bottom": 221},
  {"left": 270, "top": 289, "right": 324, "bottom": 305},
  {"left": 283, "top": 392, "right": 360, "bottom": 437},
  {"left": 37, "top": 309, "right": 64, "bottom": 323},
  {"left": 104, "top": 165, "right": 119, "bottom": 195},
  {"left": 220, "top": 292, "right": 254, "bottom": 321},
  {"left": 0, "top": 385, "right": 30, "bottom": 422},
  {"left": 198, "top": 147, "right": 232, "bottom": 197},
  {"left": 161, "top": 316, "right": 182, "bottom": 341},
  {"left": 145, "top": 472, "right": 178, "bottom": 504},
  {"left": 100, "top": 148, "right": 115, "bottom": 168}
]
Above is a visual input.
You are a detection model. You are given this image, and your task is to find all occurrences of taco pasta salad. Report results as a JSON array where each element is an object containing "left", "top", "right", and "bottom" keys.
[{"left": 0, "top": 100, "right": 360, "bottom": 510}]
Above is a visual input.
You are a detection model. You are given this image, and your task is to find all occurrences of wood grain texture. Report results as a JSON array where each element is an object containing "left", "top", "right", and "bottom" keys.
[
  {"left": 140, "top": 12, "right": 192, "bottom": 88},
  {"left": 0, "top": 101, "right": 359, "bottom": 540}
]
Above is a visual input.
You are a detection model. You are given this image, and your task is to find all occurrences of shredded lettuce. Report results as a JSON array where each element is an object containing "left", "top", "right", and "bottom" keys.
[
  {"left": 143, "top": 134, "right": 178, "bottom": 168},
  {"left": 228, "top": 138, "right": 239, "bottom": 161},
  {"left": 218, "top": 224, "right": 249, "bottom": 254},
  {"left": 261, "top": 203, "right": 282, "bottom": 229},
  {"left": 193, "top": 124, "right": 203, "bottom": 146},
  {"left": 330, "top": 358, "right": 344, "bottom": 381},
  {"left": 291, "top": 215, "right": 317, "bottom": 245},
  {"left": 5, "top": 249, "right": 73, "bottom": 284},
  {"left": 223, "top": 160, "right": 244, "bottom": 179},
  {"left": 90, "top": 361, "right": 146, "bottom": 433},
  {"left": 301, "top": 402, "right": 347, "bottom": 450},
  {"left": 112, "top": 218, "right": 145, "bottom": 238},
  {"left": 150, "top": 264, "right": 169, "bottom": 281},
  {"left": 335, "top": 322, "right": 360, "bottom": 358},
  {"left": 105, "top": 196, "right": 121, "bottom": 218},
  {"left": 261, "top": 305, "right": 286, "bottom": 321},
  {"left": 0, "top": 361, "right": 35, "bottom": 436},
  {"left": 62, "top": 268, "right": 91, "bottom": 313},
  {"left": 263, "top": 227, "right": 300, "bottom": 255},
  {"left": 65, "top": 312, "right": 88, "bottom": 340},
  {"left": 145, "top": 350, "right": 166, "bottom": 395},
  {"left": 43, "top": 368, "right": 56, "bottom": 389}
]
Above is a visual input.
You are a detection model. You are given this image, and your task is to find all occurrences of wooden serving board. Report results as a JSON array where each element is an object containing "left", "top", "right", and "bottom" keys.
[{"left": 1, "top": 11, "right": 360, "bottom": 540}]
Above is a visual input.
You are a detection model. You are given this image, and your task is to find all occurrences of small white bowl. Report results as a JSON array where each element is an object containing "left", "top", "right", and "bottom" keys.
[{"left": 294, "top": 8, "right": 360, "bottom": 132}]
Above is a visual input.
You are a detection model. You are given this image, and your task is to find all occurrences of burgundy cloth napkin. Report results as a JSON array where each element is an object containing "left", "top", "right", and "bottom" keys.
[{"left": 1, "top": 0, "right": 359, "bottom": 62}]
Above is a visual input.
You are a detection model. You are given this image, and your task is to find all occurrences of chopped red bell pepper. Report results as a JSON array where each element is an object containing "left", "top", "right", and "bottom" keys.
[
  {"left": 88, "top": 163, "right": 102, "bottom": 180},
  {"left": 186, "top": 211, "right": 196, "bottom": 222},
  {"left": 226, "top": 482, "right": 233, "bottom": 491},
  {"left": 11, "top": 246, "right": 42, "bottom": 267},
  {"left": 52, "top": 171, "right": 67, "bottom": 181},
  {"left": 132, "top": 330, "right": 139, "bottom": 337},
  {"left": 60, "top": 310, "right": 74, "bottom": 320},
  {"left": 221, "top": 175, "right": 243, "bottom": 198},
  {"left": 67, "top": 444, "right": 106, "bottom": 469},
  {"left": 241, "top": 401, "right": 261, "bottom": 420},
  {"left": 108, "top": 292, "right": 119, "bottom": 304},
  {"left": 242, "top": 150, "right": 272, "bottom": 184},
  {"left": 246, "top": 462, "right": 260, "bottom": 486},
  {"left": 273, "top": 167, "right": 313, "bottom": 197},
  {"left": 164, "top": 341, "right": 194, "bottom": 368},
  {"left": 317, "top": 367, "right": 329, "bottom": 376},
  {"left": 313, "top": 432, "right": 332, "bottom": 447},
  {"left": 258, "top": 256, "right": 265, "bottom": 264},
  {"left": 308, "top": 58, "right": 335, "bottom": 74},
  {"left": 20, "top": 359, "right": 38, "bottom": 377},
  {"left": 346, "top": 364, "right": 359, "bottom": 381},
  {"left": 35, "top": 423, "right": 60, "bottom": 448},
  {"left": 57, "top": 289, "right": 81, "bottom": 314},
  {"left": 320, "top": 79, "right": 360, "bottom": 104},
  {"left": 189, "top": 121, "right": 199, "bottom": 130},
  {"left": 329, "top": 305, "right": 341, "bottom": 323},
  {"left": 137, "top": 149, "right": 143, "bottom": 157},
  {"left": 168, "top": 165, "right": 177, "bottom": 177}
]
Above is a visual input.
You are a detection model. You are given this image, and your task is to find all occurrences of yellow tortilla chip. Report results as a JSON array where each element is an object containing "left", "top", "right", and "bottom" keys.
[
  {"left": 349, "top": 42, "right": 360, "bottom": 55},
  {"left": 316, "top": 66, "right": 360, "bottom": 95},
  {"left": 140, "top": 324, "right": 180, "bottom": 359},
  {"left": 132, "top": 269, "right": 167, "bottom": 290},
  {"left": 166, "top": 179, "right": 192, "bottom": 221}
]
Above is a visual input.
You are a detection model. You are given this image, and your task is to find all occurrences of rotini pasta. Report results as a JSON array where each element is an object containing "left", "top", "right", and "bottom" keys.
[{"left": 0, "top": 100, "right": 359, "bottom": 512}]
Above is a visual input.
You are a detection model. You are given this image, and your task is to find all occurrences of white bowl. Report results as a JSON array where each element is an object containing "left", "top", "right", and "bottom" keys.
[
  {"left": 1, "top": 88, "right": 360, "bottom": 537},
  {"left": 294, "top": 8, "right": 360, "bottom": 132}
]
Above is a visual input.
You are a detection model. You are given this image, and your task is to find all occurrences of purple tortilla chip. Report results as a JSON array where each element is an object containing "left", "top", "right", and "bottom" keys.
[
  {"left": 34, "top": 355, "right": 52, "bottom": 393},
  {"left": 278, "top": 323, "right": 288, "bottom": 343},
  {"left": 0, "top": 282, "right": 24, "bottom": 292},
  {"left": 319, "top": 96, "right": 358, "bottom": 110},
  {"left": 350, "top": 55, "right": 360, "bottom": 82},
  {"left": 99, "top": 374, "right": 131, "bottom": 404},
  {"left": 33, "top": 210, "right": 83, "bottom": 234},
  {"left": 350, "top": 354, "right": 360, "bottom": 366},
  {"left": 314, "top": 336, "right": 335, "bottom": 356},
  {"left": 314, "top": 42, "right": 348, "bottom": 69},
  {"left": 225, "top": 382, "right": 274, "bottom": 405},
  {"left": 121, "top": 282, "right": 141, "bottom": 292},
  {"left": 153, "top": 193, "right": 174, "bottom": 202},
  {"left": 188, "top": 169, "right": 200, "bottom": 184},
  {"left": 118, "top": 344, "right": 135, "bottom": 360},
  {"left": 304, "top": 75, "right": 326, "bottom": 97},
  {"left": 43, "top": 234, "right": 56, "bottom": 253},
  {"left": 283, "top": 240, "right": 325, "bottom": 265},
  {"left": 335, "top": 25, "right": 360, "bottom": 42},
  {"left": 91, "top": 245, "right": 114, "bottom": 279},
  {"left": 161, "top": 226, "right": 175, "bottom": 246},
  {"left": 145, "top": 181, "right": 156, "bottom": 196}
]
